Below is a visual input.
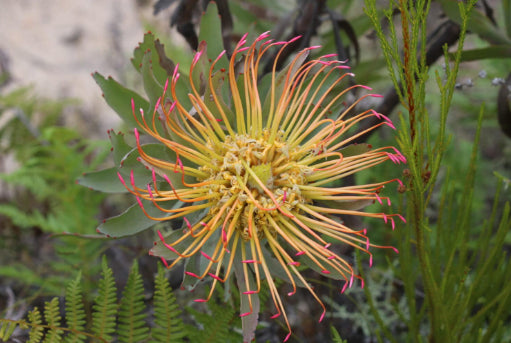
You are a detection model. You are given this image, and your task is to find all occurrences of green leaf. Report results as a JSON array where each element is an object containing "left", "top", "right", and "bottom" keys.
[
  {"left": 93, "top": 73, "right": 149, "bottom": 128},
  {"left": 117, "top": 143, "right": 189, "bottom": 189},
  {"left": 97, "top": 200, "right": 172, "bottom": 238},
  {"left": 108, "top": 130, "right": 133, "bottom": 166},
  {"left": 153, "top": 39, "right": 176, "bottom": 83},
  {"left": 234, "top": 255, "right": 259, "bottom": 343},
  {"left": 504, "top": 0, "right": 511, "bottom": 38},
  {"left": 190, "top": 41, "right": 211, "bottom": 95},
  {"left": 199, "top": 2, "right": 228, "bottom": 70},
  {"left": 141, "top": 50, "right": 164, "bottom": 107},
  {"left": 261, "top": 245, "right": 308, "bottom": 288},
  {"left": 77, "top": 167, "right": 128, "bottom": 193},
  {"left": 338, "top": 143, "right": 372, "bottom": 156},
  {"left": 439, "top": 0, "right": 511, "bottom": 45},
  {"left": 454, "top": 45, "right": 511, "bottom": 61},
  {"left": 99, "top": 196, "right": 185, "bottom": 239},
  {"left": 315, "top": 198, "right": 374, "bottom": 211},
  {"left": 150, "top": 226, "right": 196, "bottom": 262},
  {"left": 132, "top": 32, "right": 174, "bottom": 84}
]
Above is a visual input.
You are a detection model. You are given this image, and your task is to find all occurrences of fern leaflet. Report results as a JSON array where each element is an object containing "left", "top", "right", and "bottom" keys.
[{"left": 0, "top": 320, "right": 17, "bottom": 341}]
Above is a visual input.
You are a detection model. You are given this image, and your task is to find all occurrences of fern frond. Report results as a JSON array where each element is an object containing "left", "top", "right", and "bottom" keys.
[
  {"left": 0, "top": 204, "right": 44, "bottom": 229},
  {"left": 149, "top": 263, "right": 185, "bottom": 343},
  {"left": 118, "top": 260, "right": 149, "bottom": 343},
  {"left": 28, "top": 308, "right": 44, "bottom": 343},
  {"left": 91, "top": 256, "right": 118, "bottom": 342},
  {"left": 330, "top": 326, "right": 348, "bottom": 343},
  {"left": 64, "top": 272, "right": 86, "bottom": 343},
  {"left": 187, "top": 299, "right": 240, "bottom": 343},
  {"left": 43, "top": 297, "right": 63, "bottom": 343}
]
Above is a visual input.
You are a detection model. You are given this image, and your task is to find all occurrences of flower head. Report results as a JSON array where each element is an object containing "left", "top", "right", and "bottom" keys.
[{"left": 120, "top": 32, "right": 405, "bottom": 341}]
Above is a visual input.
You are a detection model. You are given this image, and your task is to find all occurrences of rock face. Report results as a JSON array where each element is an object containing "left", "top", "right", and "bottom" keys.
[{"left": 0, "top": 0, "right": 145, "bottom": 135}]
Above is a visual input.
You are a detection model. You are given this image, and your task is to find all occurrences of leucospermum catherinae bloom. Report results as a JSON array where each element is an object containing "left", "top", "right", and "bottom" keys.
[{"left": 119, "top": 32, "right": 405, "bottom": 341}]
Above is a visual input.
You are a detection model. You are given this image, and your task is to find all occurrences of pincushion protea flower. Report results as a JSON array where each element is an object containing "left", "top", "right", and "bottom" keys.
[{"left": 119, "top": 32, "right": 405, "bottom": 341}]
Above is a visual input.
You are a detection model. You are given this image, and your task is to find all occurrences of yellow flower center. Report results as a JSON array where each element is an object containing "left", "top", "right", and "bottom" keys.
[{"left": 199, "top": 129, "right": 313, "bottom": 241}]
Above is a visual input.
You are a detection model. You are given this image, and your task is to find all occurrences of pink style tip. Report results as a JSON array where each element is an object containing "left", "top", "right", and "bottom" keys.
[
  {"left": 208, "top": 273, "right": 222, "bottom": 281},
  {"left": 239, "top": 32, "right": 249, "bottom": 43},
  {"left": 369, "top": 93, "right": 384, "bottom": 98},
  {"left": 130, "top": 170, "right": 136, "bottom": 187},
  {"left": 270, "top": 313, "right": 281, "bottom": 319},
  {"left": 256, "top": 31, "right": 271, "bottom": 42},
  {"left": 215, "top": 50, "right": 226, "bottom": 62},
  {"left": 135, "top": 196, "right": 144, "bottom": 209},
  {"left": 239, "top": 312, "right": 252, "bottom": 317},
  {"left": 163, "top": 78, "right": 169, "bottom": 93},
  {"left": 319, "top": 311, "right": 326, "bottom": 323},
  {"left": 133, "top": 127, "right": 140, "bottom": 141},
  {"left": 192, "top": 50, "right": 203, "bottom": 65},
  {"left": 200, "top": 251, "right": 213, "bottom": 261},
  {"left": 284, "top": 332, "right": 292, "bottom": 342},
  {"left": 321, "top": 53, "right": 338, "bottom": 59},
  {"left": 185, "top": 271, "right": 201, "bottom": 279},
  {"left": 131, "top": 98, "right": 136, "bottom": 114},
  {"left": 288, "top": 35, "right": 303, "bottom": 44},
  {"left": 194, "top": 299, "right": 208, "bottom": 303},
  {"left": 160, "top": 257, "right": 169, "bottom": 268},
  {"left": 117, "top": 172, "right": 127, "bottom": 187},
  {"left": 358, "top": 84, "right": 372, "bottom": 91}
]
